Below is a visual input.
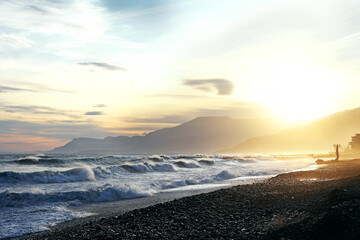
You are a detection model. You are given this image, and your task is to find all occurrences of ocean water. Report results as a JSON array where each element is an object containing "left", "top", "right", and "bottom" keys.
[{"left": 0, "top": 153, "right": 314, "bottom": 239}]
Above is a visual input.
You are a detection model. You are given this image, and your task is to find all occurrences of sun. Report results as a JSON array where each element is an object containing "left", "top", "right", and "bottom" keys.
[{"left": 251, "top": 57, "right": 338, "bottom": 122}]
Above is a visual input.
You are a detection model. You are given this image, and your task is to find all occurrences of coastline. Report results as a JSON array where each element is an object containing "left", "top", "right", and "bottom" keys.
[{"left": 15, "top": 159, "right": 360, "bottom": 240}]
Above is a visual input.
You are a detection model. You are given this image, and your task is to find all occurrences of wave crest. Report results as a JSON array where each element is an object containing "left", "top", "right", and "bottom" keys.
[
  {"left": 0, "top": 167, "right": 96, "bottom": 184},
  {"left": 121, "top": 163, "right": 176, "bottom": 173},
  {"left": 0, "top": 184, "right": 151, "bottom": 208}
]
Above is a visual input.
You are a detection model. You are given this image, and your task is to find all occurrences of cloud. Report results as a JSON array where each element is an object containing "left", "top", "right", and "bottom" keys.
[
  {"left": 85, "top": 111, "right": 103, "bottom": 116},
  {"left": 27, "top": 5, "right": 48, "bottom": 14},
  {"left": 0, "top": 85, "right": 34, "bottom": 93},
  {"left": 0, "top": 83, "right": 75, "bottom": 94},
  {"left": 0, "top": 33, "right": 34, "bottom": 51},
  {"left": 78, "top": 62, "right": 127, "bottom": 71},
  {"left": 93, "top": 104, "right": 107, "bottom": 108},
  {"left": 0, "top": 120, "right": 109, "bottom": 139},
  {"left": 183, "top": 79, "right": 235, "bottom": 95},
  {"left": 0, "top": 105, "right": 78, "bottom": 118}
]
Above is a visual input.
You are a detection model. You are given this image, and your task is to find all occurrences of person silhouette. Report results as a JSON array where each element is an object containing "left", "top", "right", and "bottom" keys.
[{"left": 335, "top": 144, "right": 339, "bottom": 161}]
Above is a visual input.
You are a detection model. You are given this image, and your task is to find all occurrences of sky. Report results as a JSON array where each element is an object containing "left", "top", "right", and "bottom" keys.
[{"left": 1, "top": 0, "right": 360, "bottom": 152}]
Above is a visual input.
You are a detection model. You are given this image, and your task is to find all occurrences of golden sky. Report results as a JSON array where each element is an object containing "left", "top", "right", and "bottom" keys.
[{"left": 1, "top": 0, "right": 360, "bottom": 151}]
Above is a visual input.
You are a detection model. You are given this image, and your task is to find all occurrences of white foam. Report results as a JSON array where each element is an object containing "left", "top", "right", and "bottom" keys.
[
  {"left": 213, "top": 170, "right": 236, "bottom": 180},
  {"left": 86, "top": 184, "right": 152, "bottom": 202},
  {"left": 0, "top": 204, "right": 93, "bottom": 239},
  {"left": 160, "top": 170, "right": 237, "bottom": 190},
  {"left": 93, "top": 166, "right": 111, "bottom": 175}
]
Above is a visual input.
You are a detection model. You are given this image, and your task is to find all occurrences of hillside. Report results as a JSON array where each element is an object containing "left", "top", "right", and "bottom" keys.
[
  {"left": 223, "top": 107, "right": 360, "bottom": 153},
  {"left": 49, "top": 116, "right": 287, "bottom": 154}
]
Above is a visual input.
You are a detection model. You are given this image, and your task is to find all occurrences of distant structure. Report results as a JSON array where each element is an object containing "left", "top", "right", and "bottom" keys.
[{"left": 349, "top": 134, "right": 360, "bottom": 152}]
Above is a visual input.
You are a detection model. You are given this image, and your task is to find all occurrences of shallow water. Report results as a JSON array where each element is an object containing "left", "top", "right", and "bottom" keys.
[{"left": 0, "top": 153, "right": 314, "bottom": 239}]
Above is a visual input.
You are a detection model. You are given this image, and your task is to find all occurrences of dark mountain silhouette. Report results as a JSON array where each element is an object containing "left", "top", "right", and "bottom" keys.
[
  {"left": 49, "top": 116, "right": 287, "bottom": 154},
  {"left": 223, "top": 107, "right": 360, "bottom": 153}
]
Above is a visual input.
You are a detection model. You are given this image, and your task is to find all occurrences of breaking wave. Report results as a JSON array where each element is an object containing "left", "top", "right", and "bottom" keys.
[
  {"left": 174, "top": 160, "right": 200, "bottom": 168},
  {"left": 121, "top": 163, "right": 176, "bottom": 173},
  {"left": 0, "top": 184, "right": 152, "bottom": 208},
  {"left": 0, "top": 167, "right": 96, "bottom": 184},
  {"left": 161, "top": 170, "right": 237, "bottom": 189},
  {"left": 17, "top": 156, "right": 40, "bottom": 164}
]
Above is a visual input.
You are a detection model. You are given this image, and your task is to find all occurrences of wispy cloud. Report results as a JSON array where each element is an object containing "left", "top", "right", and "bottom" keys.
[
  {"left": 183, "top": 79, "right": 235, "bottom": 95},
  {"left": 0, "top": 105, "right": 78, "bottom": 118},
  {"left": 85, "top": 111, "right": 103, "bottom": 116},
  {"left": 0, "top": 120, "right": 110, "bottom": 139},
  {"left": 0, "top": 83, "right": 75, "bottom": 94},
  {"left": 0, "top": 85, "right": 35, "bottom": 93},
  {"left": 27, "top": 5, "right": 48, "bottom": 14},
  {"left": 78, "top": 62, "right": 127, "bottom": 71}
]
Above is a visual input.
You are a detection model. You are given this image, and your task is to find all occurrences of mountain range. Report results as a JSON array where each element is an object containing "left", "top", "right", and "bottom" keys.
[
  {"left": 49, "top": 117, "right": 286, "bottom": 154},
  {"left": 50, "top": 107, "right": 360, "bottom": 154}
]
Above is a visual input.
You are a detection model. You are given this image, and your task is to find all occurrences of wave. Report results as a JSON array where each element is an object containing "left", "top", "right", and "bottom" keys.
[
  {"left": 161, "top": 170, "right": 237, "bottom": 189},
  {"left": 0, "top": 184, "right": 151, "bottom": 208},
  {"left": 174, "top": 160, "right": 200, "bottom": 168},
  {"left": 15, "top": 158, "right": 64, "bottom": 165},
  {"left": 235, "top": 158, "right": 256, "bottom": 163},
  {"left": 14, "top": 155, "right": 121, "bottom": 166},
  {"left": 198, "top": 159, "right": 215, "bottom": 165},
  {"left": 17, "top": 156, "right": 40, "bottom": 163},
  {"left": 121, "top": 162, "right": 176, "bottom": 173},
  {"left": 148, "top": 154, "right": 169, "bottom": 162},
  {"left": 213, "top": 170, "right": 236, "bottom": 180},
  {"left": 174, "top": 154, "right": 207, "bottom": 159},
  {"left": 221, "top": 156, "right": 256, "bottom": 163},
  {"left": 111, "top": 155, "right": 142, "bottom": 161},
  {"left": 0, "top": 167, "right": 96, "bottom": 184}
]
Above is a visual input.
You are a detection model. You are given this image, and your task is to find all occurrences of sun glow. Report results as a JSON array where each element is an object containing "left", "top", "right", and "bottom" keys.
[{"left": 253, "top": 58, "right": 338, "bottom": 121}]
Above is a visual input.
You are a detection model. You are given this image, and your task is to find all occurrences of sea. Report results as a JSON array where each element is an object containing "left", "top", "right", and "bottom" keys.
[{"left": 0, "top": 153, "right": 315, "bottom": 239}]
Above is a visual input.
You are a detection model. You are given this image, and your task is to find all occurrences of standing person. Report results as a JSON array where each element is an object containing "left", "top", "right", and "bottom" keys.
[{"left": 335, "top": 144, "right": 340, "bottom": 161}]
